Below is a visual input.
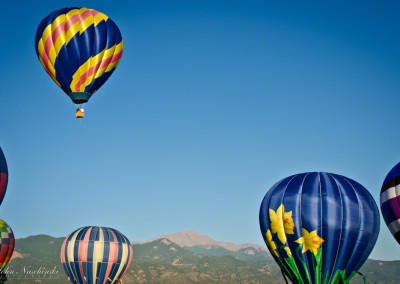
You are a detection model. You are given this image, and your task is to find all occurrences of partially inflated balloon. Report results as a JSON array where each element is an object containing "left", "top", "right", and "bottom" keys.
[
  {"left": 259, "top": 172, "right": 379, "bottom": 284},
  {"left": 0, "top": 220, "right": 15, "bottom": 269},
  {"left": 380, "top": 162, "right": 400, "bottom": 244},
  {"left": 0, "top": 147, "right": 8, "bottom": 206},
  {"left": 35, "top": 8, "right": 123, "bottom": 105},
  {"left": 61, "top": 226, "right": 133, "bottom": 284}
]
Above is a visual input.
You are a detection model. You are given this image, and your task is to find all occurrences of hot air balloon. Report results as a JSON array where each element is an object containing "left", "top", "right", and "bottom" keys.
[
  {"left": 380, "top": 162, "right": 400, "bottom": 244},
  {"left": 35, "top": 7, "right": 123, "bottom": 118},
  {"left": 0, "top": 147, "right": 8, "bottom": 206},
  {"left": 61, "top": 226, "right": 133, "bottom": 284},
  {"left": 259, "top": 172, "right": 379, "bottom": 284},
  {"left": 0, "top": 219, "right": 15, "bottom": 269}
]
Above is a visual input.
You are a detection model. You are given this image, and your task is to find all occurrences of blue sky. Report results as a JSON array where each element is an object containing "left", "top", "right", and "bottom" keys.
[{"left": 0, "top": 0, "right": 400, "bottom": 260}]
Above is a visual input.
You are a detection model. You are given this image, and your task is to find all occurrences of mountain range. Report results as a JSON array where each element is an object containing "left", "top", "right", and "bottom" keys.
[{"left": 5, "top": 231, "right": 400, "bottom": 283}]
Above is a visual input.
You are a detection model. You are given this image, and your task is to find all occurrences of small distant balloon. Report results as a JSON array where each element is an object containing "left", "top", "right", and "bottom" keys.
[
  {"left": 0, "top": 147, "right": 8, "bottom": 206},
  {"left": 0, "top": 220, "right": 15, "bottom": 269},
  {"left": 35, "top": 7, "right": 123, "bottom": 118},
  {"left": 61, "top": 226, "right": 133, "bottom": 284},
  {"left": 260, "top": 172, "right": 379, "bottom": 284},
  {"left": 380, "top": 162, "right": 400, "bottom": 244}
]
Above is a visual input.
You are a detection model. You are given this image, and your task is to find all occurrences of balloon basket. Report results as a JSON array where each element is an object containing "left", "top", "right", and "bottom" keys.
[{"left": 76, "top": 107, "right": 84, "bottom": 118}]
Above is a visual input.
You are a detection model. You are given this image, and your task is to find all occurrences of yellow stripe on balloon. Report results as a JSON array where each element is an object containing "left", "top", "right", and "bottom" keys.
[
  {"left": 64, "top": 9, "right": 81, "bottom": 44},
  {"left": 93, "top": 41, "right": 122, "bottom": 77},
  {"left": 92, "top": 229, "right": 104, "bottom": 282},
  {"left": 65, "top": 21, "right": 80, "bottom": 44},
  {"left": 103, "top": 42, "right": 123, "bottom": 73},
  {"left": 94, "top": 13, "right": 108, "bottom": 25},
  {"left": 70, "top": 49, "right": 105, "bottom": 92},
  {"left": 110, "top": 242, "right": 129, "bottom": 283},
  {"left": 66, "top": 229, "right": 81, "bottom": 282},
  {"left": 80, "top": 16, "right": 93, "bottom": 35},
  {"left": 70, "top": 41, "right": 123, "bottom": 92},
  {"left": 93, "top": 41, "right": 123, "bottom": 77},
  {"left": 38, "top": 24, "right": 52, "bottom": 53},
  {"left": 52, "top": 16, "right": 67, "bottom": 56},
  {"left": 38, "top": 54, "right": 61, "bottom": 88}
]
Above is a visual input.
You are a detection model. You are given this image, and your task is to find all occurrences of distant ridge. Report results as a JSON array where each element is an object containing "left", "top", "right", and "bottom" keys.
[
  {"left": 135, "top": 231, "right": 268, "bottom": 252},
  {"left": 6, "top": 233, "right": 400, "bottom": 283}
]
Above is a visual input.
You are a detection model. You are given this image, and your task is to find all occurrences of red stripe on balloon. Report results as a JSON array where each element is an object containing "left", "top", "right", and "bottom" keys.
[
  {"left": 79, "top": 227, "right": 92, "bottom": 262},
  {"left": 79, "top": 261, "right": 86, "bottom": 284},
  {"left": 64, "top": 14, "right": 80, "bottom": 31},
  {"left": 119, "top": 245, "right": 133, "bottom": 281},
  {"left": 0, "top": 173, "right": 7, "bottom": 200},
  {"left": 44, "top": 21, "right": 65, "bottom": 58},
  {"left": 0, "top": 245, "right": 7, "bottom": 263},
  {"left": 60, "top": 233, "right": 71, "bottom": 263},
  {"left": 74, "top": 49, "right": 123, "bottom": 91},
  {"left": 102, "top": 230, "right": 118, "bottom": 284}
]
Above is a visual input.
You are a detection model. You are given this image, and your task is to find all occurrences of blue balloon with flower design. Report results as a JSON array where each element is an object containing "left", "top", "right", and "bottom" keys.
[{"left": 259, "top": 172, "right": 380, "bottom": 284}]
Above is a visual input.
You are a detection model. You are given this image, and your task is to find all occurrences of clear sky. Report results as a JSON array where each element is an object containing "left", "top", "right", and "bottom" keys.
[{"left": 0, "top": 0, "right": 399, "bottom": 260}]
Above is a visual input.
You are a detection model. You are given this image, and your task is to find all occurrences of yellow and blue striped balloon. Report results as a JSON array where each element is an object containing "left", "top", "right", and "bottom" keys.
[{"left": 35, "top": 7, "right": 123, "bottom": 104}]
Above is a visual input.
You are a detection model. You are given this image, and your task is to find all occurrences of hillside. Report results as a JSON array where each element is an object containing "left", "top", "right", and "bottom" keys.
[{"left": 3, "top": 232, "right": 399, "bottom": 283}]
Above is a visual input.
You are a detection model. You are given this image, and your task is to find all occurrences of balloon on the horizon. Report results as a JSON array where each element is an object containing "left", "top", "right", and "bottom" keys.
[
  {"left": 34, "top": 7, "right": 123, "bottom": 118},
  {"left": 0, "top": 147, "right": 8, "bottom": 206},
  {"left": 380, "top": 162, "right": 400, "bottom": 244},
  {"left": 61, "top": 226, "right": 133, "bottom": 284},
  {"left": 0, "top": 219, "right": 15, "bottom": 269},
  {"left": 259, "top": 172, "right": 380, "bottom": 284}
]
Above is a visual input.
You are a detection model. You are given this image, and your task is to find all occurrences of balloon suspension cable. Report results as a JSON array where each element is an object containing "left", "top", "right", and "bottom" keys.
[{"left": 280, "top": 269, "right": 289, "bottom": 284}]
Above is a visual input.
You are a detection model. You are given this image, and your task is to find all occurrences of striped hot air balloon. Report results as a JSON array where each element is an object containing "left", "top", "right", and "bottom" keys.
[
  {"left": 34, "top": 7, "right": 123, "bottom": 118},
  {"left": 259, "top": 172, "right": 380, "bottom": 284},
  {"left": 380, "top": 162, "right": 400, "bottom": 244},
  {"left": 0, "top": 219, "right": 15, "bottom": 269},
  {"left": 61, "top": 226, "right": 133, "bottom": 284},
  {"left": 0, "top": 147, "right": 8, "bottom": 206}
]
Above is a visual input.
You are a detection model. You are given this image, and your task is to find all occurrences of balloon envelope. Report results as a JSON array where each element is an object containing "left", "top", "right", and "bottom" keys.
[
  {"left": 259, "top": 172, "right": 379, "bottom": 284},
  {"left": 61, "top": 226, "right": 133, "bottom": 284},
  {"left": 35, "top": 7, "right": 123, "bottom": 104},
  {"left": 0, "top": 219, "right": 15, "bottom": 269},
  {"left": 380, "top": 162, "right": 400, "bottom": 244},
  {"left": 0, "top": 147, "right": 8, "bottom": 206}
]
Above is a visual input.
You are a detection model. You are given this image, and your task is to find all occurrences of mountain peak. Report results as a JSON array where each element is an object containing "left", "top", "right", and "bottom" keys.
[{"left": 141, "top": 231, "right": 268, "bottom": 252}]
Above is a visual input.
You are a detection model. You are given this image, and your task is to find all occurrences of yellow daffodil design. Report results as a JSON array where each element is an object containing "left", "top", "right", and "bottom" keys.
[
  {"left": 269, "top": 204, "right": 294, "bottom": 244},
  {"left": 283, "top": 210, "right": 294, "bottom": 234},
  {"left": 265, "top": 230, "right": 279, "bottom": 257},
  {"left": 284, "top": 246, "right": 292, "bottom": 257},
  {"left": 295, "top": 228, "right": 324, "bottom": 255}
]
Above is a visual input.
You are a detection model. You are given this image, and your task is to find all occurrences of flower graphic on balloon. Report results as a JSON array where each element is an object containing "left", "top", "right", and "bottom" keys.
[
  {"left": 265, "top": 230, "right": 279, "bottom": 257},
  {"left": 269, "top": 204, "right": 294, "bottom": 244},
  {"left": 295, "top": 228, "right": 324, "bottom": 255},
  {"left": 284, "top": 246, "right": 292, "bottom": 257}
]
